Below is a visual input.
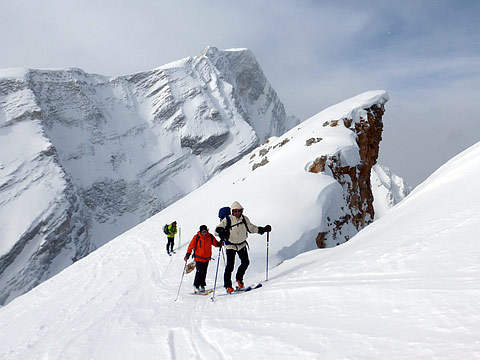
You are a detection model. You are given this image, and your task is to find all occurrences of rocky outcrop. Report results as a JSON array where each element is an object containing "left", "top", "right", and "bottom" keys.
[
  {"left": 309, "top": 104, "right": 385, "bottom": 248},
  {"left": 371, "top": 164, "right": 412, "bottom": 219}
]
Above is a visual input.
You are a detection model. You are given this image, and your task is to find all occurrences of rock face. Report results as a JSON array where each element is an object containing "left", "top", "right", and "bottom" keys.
[
  {"left": 0, "top": 47, "right": 298, "bottom": 304},
  {"left": 371, "top": 164, "right": 412, "bottom": 219},
  {"left": 308, "top": 103, "right": 385, "bottom": 248}
]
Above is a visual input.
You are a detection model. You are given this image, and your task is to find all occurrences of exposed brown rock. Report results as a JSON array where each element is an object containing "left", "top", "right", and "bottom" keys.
[
  {"left": 315, "top": 232, "right": 327, "bottom": 248},
  {"left": 252, "top": 157, "right": 269, "bottom": 171},
  {"left": 310, "top": 103, "right": 385, "bottom": 247},
  {"left": 259, "top": 147, "right": 270, "bottom": 157},
  {"left": 305, "top": 137, "right": 323, "bottom": 146},
  {"left": 309, "top": 156, "right": 327, "bottom": 173},
  {"left": 274, "top": 137, "right": 290, "bottom": 148},
  {"left": 323, "top": 120, "right": 340, "bottom": 127}
]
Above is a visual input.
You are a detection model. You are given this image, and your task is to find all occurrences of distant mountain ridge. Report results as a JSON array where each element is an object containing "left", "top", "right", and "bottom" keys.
[
  {"left": 371, "top": 164, "right": 412, "bottom": 219},
  {"left": 0, "top": 46, "right": 298, "bottom": 304}
]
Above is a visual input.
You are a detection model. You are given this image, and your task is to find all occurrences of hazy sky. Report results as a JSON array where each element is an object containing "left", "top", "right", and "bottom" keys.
[{"left": 1, "top": 0, "right": 479, "bottom": 187}]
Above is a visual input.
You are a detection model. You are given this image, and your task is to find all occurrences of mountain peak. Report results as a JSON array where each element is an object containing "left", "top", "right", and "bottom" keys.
[
  {"left": 197, "top": 45, "right": 219, "bottom": 58},
  {"left": 198, "top": 46, "right": 251, "bottom": 59},
  {"left": 0, "top": 47, "right": 296, "bottom": 304}
]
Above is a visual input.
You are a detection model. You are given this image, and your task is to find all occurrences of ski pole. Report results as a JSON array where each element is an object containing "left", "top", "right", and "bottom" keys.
[
  {"left": 178, "top": 226, "right": 181, "bottom": 249},
  {"left": 175, "top": 261, "right": 188, "bottom": 301},
  {"left": 211, "top": 241, "right": 223, "bottom": 302},
  {"left": 266, "top": 231, "right": 270, "bottom": 282}
]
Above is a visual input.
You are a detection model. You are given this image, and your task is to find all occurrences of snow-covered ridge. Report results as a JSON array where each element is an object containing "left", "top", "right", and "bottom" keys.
[
  {"left": 0, "top": 46, "right": 298, "bottom": 304},
  {"left": 0, "top": 68, "right": 30, "bottom": 79},
  {"left": 317, "top": 90, "right": 389, "bottom": 123},
  {"left": 371, "top": 164, "right": 412, "bottom": 219},
  {"left": 152, "top": 90, "right": 389, "bottom": 264}
]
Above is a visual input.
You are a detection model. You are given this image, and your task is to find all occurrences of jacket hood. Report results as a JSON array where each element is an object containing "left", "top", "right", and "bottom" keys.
[{"left": 231, "top": 201, "right": 243, "bottom": 210}]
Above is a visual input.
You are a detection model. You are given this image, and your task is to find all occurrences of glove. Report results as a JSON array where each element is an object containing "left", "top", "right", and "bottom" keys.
[
  {"left": 216, "top": 227, "right": 226, "bottom": 238},
  {"left": 264, "top": 225, "right": 272, "bottom": 232},
  {"left": 184, "top": 253, "right": 190, "bottom": 262},
  {"left": 258, "top": 226, "right": 265, "bottom": 235},
  {"left": 218, "top": 240, "right": 223, "bottom": 248}
]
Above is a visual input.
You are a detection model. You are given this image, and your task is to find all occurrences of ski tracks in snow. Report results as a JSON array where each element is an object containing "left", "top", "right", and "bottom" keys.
[
  {"left": 130, "top": 234, "right": 228, "bottom": 359},
  {"left": 120, "top": 234, "right": 317, "bottom": 359},
  {"left": 167, "top": 314, "right": 227, "bottom": 360}
]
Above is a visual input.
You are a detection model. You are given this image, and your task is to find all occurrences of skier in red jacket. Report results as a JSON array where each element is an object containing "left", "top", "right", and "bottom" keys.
[{"left": 184, "top": 225, "right": 222, "bottom": 293}]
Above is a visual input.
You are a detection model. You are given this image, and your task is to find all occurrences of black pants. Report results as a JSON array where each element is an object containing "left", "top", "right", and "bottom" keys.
[
  {"left": 224, "top": 247, "right": 249, "bottom": 288},
  {"left": 194, "top": 261, "right": 209, "bottom": 288},
  {"left": 166, "top": 237, "right": 174, "bottom": 252}
]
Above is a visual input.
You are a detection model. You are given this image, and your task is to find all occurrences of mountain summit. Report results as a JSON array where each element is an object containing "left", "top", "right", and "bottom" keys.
[{"left": 0, "top": 47, "right": 297, "bottom": 304}]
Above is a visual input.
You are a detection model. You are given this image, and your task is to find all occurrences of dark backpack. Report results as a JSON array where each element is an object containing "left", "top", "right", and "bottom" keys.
[
  {"left": 218, "top": 207, "right": 231, "bottom": 220},
  {"left": 217, "top": 206, "right": 250, "bottom": 242},
  {"left": 163, "top": 224, "right": 169, "bottom": 235}
]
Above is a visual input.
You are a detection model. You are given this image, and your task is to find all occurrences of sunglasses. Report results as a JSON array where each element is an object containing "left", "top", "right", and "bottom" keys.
[{"left": 232, "top": 209, "right": 242, "bottom": 213}]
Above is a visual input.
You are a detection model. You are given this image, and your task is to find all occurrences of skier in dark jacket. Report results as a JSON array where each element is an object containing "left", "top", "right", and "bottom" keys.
[
  {"left": 184, "top": 225, "right": 222, "bottom": 293},
  {"left": 215, "top": 201, "right": 271, "bottom": 293}
]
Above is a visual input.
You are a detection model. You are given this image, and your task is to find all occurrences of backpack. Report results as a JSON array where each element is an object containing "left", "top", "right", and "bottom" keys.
[
  {"left": 218, "top": 207, "right": 231, "bottom": 220},
  {"left": 163, "top": 224, "right": 169, "bottom": 235},
  {"left": 192, "top": 233, "right": 215, "bottom": 261},
  {"left": 217, "top": 206, "right": 250, "bottom": 243}
]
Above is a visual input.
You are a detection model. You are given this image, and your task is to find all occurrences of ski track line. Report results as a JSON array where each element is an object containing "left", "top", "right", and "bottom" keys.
[
  {"left": 167, "top": 329, "right": 177, "bottom": 360},
  {"left": 130, "top": 234, "right": 222, "bottom": 359},
  {"left": 188, "top": 299, "right": 228, "bottom": 360},
  {"left": 130, "top": 236, "right": 175, "bottom": 295},
  {"left": 129, "top": 235, "right": 232, "bottom": 358}
]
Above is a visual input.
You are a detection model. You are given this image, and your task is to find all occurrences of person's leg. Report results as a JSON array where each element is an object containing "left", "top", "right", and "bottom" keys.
[
  {"left": 193, "top": 267, "right": 201, "bottom": 288},
  {"left": 198, "top": 261, "right": 209, "bottom": 288},
  {"left": 223, "top": 249, "right": 236, "bottom": 288},
  {"left": 236, "top": 247, "right": 250, "bottom": 284},
  {"left": 193, "top": 262, "right": 203, "bottom": 287}
]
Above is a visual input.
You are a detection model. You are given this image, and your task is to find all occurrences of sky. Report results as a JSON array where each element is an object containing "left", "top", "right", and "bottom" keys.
[{"left": 1, "top": 0, "right": 479, "bottom": 187}]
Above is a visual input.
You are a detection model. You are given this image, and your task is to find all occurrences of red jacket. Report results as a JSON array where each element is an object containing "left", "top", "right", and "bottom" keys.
[{"left": 187, "top": 231, "right": 221, "bottom": 262}]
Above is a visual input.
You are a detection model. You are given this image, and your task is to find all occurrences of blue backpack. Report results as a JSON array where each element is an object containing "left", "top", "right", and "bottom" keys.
[
  {"left": 217, "top": 206, "right": 250, "bottom": 241},
  {"left": 218, "top": 207, "right": 231, "bottom": 220}
]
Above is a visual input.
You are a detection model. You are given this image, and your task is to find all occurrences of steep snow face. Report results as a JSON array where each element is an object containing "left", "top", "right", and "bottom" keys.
[
  {"left": 0, "top": 115, "right": 478, "bottom": 360},
  {"left": 0, "top": 74, "right": 91, "bottom": 305},
  {"left": 0, "top": 47, "right": 297, "bottom": 304},
  {"left": 371, "top": 164, "right": 412, "bottom": 219}
]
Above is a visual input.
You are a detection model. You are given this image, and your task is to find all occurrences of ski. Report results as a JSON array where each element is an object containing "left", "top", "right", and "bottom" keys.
[
  {"left": 217, "top": 283, "right": 263, "bottom": 297},
  {"left": 190, "top": 289, "right": 214, "bottom": 296},
  {"left": 238, "top": 283, "right": 262, "bottom": 292}
]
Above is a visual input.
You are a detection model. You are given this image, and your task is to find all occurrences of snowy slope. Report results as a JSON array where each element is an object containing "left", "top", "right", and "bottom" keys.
[
  {"left": 0, "top": 47, "right": 298, "bottom": 304},
  {"left": 2, "top": 93, "right": 478, "bottom": 359},
  {"left": 157, "top": 90, "right": 389, "bottom": 265}
]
